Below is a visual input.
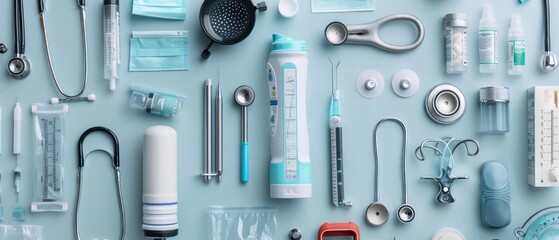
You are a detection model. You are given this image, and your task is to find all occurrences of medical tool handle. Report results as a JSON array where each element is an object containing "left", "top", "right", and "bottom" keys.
[
  {"left": 241, "top": 106, "right": 249, "bottom": 183},
  {"left": 13, "top": 102, "right": 21, "bottom": 155},
  {"left": 241, "top": 142, "right": 248, "bottom": 183},
  {"left": 203, "top": 79, "right": 212, "bottom": 182},
  {"left": 346, "top": 14, "right": 424, "bottom": 52},
  {"left": 78, "top": 127, "right": 120, "bottom": 168},
  {"left": 216, "top": 85, "right": 223, "bottom": 181}
]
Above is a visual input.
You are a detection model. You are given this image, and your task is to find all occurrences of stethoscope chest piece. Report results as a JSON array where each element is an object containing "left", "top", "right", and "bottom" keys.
[
  {"left": 366, "top": 202, "right": 389, "bottom": 226},
  {"left": 8, "top": 56, "right": 31, "bottom": 80},
  {"left": 356, "top": 69, "right": 384, "bottom": 98},
  {"left": 397, "top": 204, "right": 415, "bottom": 223},
  {"left": 425, "top": 84, "right": 465, "bottom": 124},
  {"left": 325, "top": 22, "right": 348, "bottom": 45}
]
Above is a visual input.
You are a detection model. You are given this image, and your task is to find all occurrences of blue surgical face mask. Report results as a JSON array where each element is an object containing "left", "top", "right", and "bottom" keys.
[
  {"left": 129, "top": 31, "right": 189, "bottom": 72},
  {"left": 132, "top": 0, "right": 187, "bottom": 20},
  {"left": 311, "top": 0, "right": 375, "bottom": 13}
]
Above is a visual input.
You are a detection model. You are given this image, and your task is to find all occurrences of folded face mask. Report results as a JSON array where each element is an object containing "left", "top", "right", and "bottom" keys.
[
  {"left": 132, "top": 0, "right": 187, "bottom": 20},
  {"left": 311, "top": 0, "right": 375, "bottom": 13},
  {"left": 129, "top": 31, "right": 189, "bottom": 72}
]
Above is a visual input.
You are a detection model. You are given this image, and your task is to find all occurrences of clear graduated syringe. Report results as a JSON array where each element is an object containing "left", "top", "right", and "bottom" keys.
[{"left": 104, "top": 0, "right": 120, "bottom": 91}]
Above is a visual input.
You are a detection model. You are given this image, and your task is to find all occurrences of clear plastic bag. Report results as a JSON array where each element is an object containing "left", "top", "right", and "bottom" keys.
[
  {"left": 0, "top": 225, "right": 43, "bottom": 240},
  {"left": 31, "top": 104, "right": 69, "bottom": 212},
  {"left": 207, "top": 206, "right": 278, "bottom": 240}
]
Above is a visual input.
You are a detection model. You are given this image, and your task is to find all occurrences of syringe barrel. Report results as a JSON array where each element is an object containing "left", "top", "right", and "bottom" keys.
[{"left": 103, "top": 2, "right": 120, "bottom": 87}]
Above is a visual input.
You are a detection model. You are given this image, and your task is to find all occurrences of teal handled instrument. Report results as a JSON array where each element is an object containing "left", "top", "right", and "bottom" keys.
[{"left": 235, "top": 86, "right": 255, "bottom": 183}]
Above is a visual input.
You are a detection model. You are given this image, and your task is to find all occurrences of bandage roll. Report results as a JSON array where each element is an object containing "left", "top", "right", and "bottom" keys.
[{"left": 143, "top": 126, "right": 179, "bottom": 238}]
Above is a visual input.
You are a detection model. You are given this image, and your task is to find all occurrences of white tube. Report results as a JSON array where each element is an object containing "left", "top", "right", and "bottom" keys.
[{"left": 13, "top": 102, "right": 21, "bottom": 155}]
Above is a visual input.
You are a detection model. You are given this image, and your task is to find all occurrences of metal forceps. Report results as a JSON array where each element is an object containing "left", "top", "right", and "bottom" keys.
[
  {"left": 415, "top": 137, "right": 479, "bottom": 204},
  {"left": 325, "top": 14, "right": 425, "bottom": 52}
]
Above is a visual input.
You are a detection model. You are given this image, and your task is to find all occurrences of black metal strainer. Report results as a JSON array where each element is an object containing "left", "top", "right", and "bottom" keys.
[{"left": 200, "top": 0, "right": 267, "bottom": 59}]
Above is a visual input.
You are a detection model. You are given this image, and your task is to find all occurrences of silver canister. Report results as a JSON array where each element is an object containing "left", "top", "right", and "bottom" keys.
[{"left": 479, "top": 86, "right": 510, "bottom": 133}]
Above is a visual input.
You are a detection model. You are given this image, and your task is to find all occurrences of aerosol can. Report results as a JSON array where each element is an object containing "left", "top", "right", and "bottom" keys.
[{"left": 267, "top": 34, "right": 312, "bottom": 199}]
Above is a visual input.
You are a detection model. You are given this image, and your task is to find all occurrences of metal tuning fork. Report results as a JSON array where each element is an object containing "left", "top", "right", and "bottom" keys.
[{"left": 415, "top": 137, "right": 479, "bottom": 204}]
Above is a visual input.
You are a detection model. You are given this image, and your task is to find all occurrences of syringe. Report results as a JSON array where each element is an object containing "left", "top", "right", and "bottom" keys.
[{"left": 104, "top": 0, "right": 120, "bottom": 91}]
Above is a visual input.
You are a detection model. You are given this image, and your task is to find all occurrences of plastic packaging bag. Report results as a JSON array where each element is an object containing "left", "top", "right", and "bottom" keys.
[
  {"left": 207, "top": 206, "right": 278, "bottom": 240},
  {"left": 0, "top": 225, "right": 43, "bottom": 240}
]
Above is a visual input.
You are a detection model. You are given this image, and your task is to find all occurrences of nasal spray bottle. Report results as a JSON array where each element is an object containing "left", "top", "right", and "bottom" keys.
[
  {"left": 508, "top": 14, "right": 525, "bottom": 75},
  {"left": 143, "top": 126, "right": 178, "bottom": 238},
  {"left": 478, "top": 3, "right": 498, "bottom": 73},
  {"left": 267, "top": 34, "right": 312, "bottom": 199}
]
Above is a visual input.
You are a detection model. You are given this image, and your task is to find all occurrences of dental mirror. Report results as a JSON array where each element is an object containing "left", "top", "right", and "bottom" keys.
[{"left": 235, "top": 85, "right": 255, "bottom": 183}]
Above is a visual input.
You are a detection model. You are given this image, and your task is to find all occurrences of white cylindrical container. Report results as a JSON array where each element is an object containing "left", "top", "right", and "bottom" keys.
[
  {"left": 143, "top": 126, "right": 178, "bottom": 238},
  {"left": 478, "top": 3, "right": 498, "bottom": 73},
  {"left": 444, "top": 13, "right": 468, "bottom": 74},
  {"left": 267, "top": 34, "right": 312, "bottom": 199},
  {"left": 508, "top": 14, "right": 525, "bottom": 75}
]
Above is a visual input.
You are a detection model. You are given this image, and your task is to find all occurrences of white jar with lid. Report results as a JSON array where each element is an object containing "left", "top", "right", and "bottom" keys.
[{"left": 444, "top": 13, "right": 468, "bottom": 74}]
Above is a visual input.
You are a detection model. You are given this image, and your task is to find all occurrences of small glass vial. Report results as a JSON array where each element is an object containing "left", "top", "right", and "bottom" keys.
[
  {"left": 479, "top": 86, "right": 510, "bottom": 133},
  {"left": 129, "top": 82, "right": 185, "bottom": 117},
  {"left": 444, "top": 13, "right": 468, "bottom": 74}
]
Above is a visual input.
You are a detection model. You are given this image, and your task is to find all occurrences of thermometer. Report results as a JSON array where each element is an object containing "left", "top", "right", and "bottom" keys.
[{"left": 329, "top": 59, "right": 351, "bottom": 207}]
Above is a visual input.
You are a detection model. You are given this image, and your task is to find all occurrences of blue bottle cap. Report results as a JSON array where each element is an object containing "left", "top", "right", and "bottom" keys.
[{"left": 271, "top": 34, "right": 307, "bottom": 52}]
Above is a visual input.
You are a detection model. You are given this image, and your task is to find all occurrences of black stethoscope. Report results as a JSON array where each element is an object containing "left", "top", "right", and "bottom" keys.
[
  {"left": 75, "top": 127, "right": 125, "bottom": 240},
  {"left": 7, "top": 0, "right": 31, "bottom": 79}
]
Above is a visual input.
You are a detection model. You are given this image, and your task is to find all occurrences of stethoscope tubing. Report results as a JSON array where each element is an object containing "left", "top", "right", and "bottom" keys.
[
  {"left": 39, "top": 0, "right": 89, "bottom": 98},
  {"left": 75, "top": 126, "right": 125, "bottom": 240}
]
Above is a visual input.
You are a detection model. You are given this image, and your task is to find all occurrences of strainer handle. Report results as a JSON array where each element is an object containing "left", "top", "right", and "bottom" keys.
[{"left": 256, "top": 2, "right": 267, "bottom": 12}]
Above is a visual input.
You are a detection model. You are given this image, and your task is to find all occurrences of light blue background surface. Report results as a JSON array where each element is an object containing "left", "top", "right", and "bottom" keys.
[{"left": 0, "top": 0, "right": 557, "bottom": 239}]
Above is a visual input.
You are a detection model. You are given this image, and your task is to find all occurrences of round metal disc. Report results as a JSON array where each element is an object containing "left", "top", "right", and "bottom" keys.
[
  {"left": 356, "top": 69, "right": 384, "bottom": 99},
  {"left": 366, "top": 202, "right": 389, "bottom": 226},
  {"left": 397, "top": 204, "right": 416, "bottom": 223},
  {"left": 325, "top": 22, "right": 348, "bottom": 45},
  {"left": 392, "top": 69, "right": 419, "bottom": 98},
  {"left": 234, "top": 85, "right": 255, "bottom": 106},
  {"left": 425, "top": 84, "right": 465, "bottom": 124}
]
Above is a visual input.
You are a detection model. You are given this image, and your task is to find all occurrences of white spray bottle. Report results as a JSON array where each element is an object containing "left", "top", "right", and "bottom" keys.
[{"left": 267, "top": 34, "right": 311, "bottom": 199}]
